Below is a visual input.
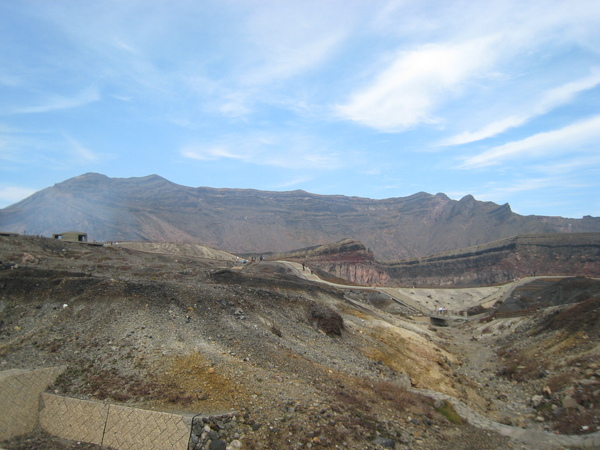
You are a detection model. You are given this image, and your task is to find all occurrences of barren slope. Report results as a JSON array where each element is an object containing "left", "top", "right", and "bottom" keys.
[{"left": 1, "top": 236, "right": 598, "bottom": 448}]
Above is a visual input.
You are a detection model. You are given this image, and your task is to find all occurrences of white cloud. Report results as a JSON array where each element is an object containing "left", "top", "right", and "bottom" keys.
[
  {"left": 238, "top": 1, "right": 351, "bottom": 84},
  {"left": 440, "top": 117, "right": 527, "bottom": 147},
  {"left": 263, "top": 148, "right": 342, "bottom": 170},
  {"left": 0, "top": 128, "right": 111, "bottom": 169},
  {"left": 335, "top": 0, "right": 600, "bottom": 134},
  {"left": 0, "top": 186, "right": 36, "bottom": 207},
  {"left": 112, "top": 38, "right": 138, "bottom": 54},
  {"left": 218, "top": 93, "right": 252, "bottom": 117},
  {"left": 335, "top": 37, "right": 498, "bottom": 132},
  {"left": 460, "top": 115, "right": 600, "bottom": 169},
  {"left": 442, "top": 70, "right": 600, "bottom": 146},
  {"left": 181, "top": 145, "right": 248, "bottom": 161},
  {"left": 473, "top": 176, "right": 596, "bottom": 217},
  {"left": 242, "top": 32, "right": 345, "bottom": 86},
  {"left": 181, "top": 132, "right": 349, "bottom": 170},
  {"left": 482, "top": 178, "right": 563, "bottom": 195},
  {"left": 66, "top": 136, "right": 104, "bottom": 164},
  {"left": 12, "top": 86, "right": 100, "bottom": 114},
  {"left": 0, "top": 127, "right": 46, "bottom": 163},
  {"left": 111, "top": 94, "right": 132, "bottom": 102},
  {"left": 534, "top": 154, "right": 600, "bottom": 175}
]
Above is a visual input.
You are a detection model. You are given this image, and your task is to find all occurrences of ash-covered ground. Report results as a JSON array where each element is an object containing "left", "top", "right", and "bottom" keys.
[{"left": 1, "top": 235, "right": 598, "bottom": 449}]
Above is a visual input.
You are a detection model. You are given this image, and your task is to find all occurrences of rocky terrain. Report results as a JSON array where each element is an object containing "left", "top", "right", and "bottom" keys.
[
  {"left": 2, "top": 173, "right": 600, "bottom": 260},
  {"left": 0, "top": 235, "right": 599, "bottom": 449},
  {"left": 267, "top": 234, "right": 600, "bottom": 288}
]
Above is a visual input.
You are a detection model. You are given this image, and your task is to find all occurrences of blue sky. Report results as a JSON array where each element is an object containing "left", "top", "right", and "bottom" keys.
[{"left": 1, "top": 0, "right": 599, "bottom": 218}]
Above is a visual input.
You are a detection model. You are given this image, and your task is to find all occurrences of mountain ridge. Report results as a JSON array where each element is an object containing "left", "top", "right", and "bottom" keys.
[{"left": 1, "top": 172, "right": 599, "bottom": 260}]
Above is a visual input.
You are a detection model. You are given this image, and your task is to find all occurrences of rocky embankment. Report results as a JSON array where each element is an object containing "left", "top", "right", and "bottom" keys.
[
  {"left": 266, "top": 238, "right": 389, "bottom": 286},
  {"left": 379, "top": 233, "right": 600, "bottom": 287},
  {"left": 279, "top": 234, "right": 600, "bottom": 287}
]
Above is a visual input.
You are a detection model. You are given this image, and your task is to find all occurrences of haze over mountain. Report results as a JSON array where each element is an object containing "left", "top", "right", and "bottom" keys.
[{"left": 1, "top": 173, "right": 599, "bottom": 260}]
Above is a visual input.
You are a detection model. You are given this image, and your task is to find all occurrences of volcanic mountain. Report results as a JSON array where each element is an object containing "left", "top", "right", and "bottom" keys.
[{"left": 1, "top": 173, "right": 599, "bottom": 260}]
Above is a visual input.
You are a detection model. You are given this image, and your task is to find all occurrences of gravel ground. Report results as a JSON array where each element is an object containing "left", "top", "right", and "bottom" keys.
[{"left": 1, "top": 235, "right": 596, "bottom": 449}]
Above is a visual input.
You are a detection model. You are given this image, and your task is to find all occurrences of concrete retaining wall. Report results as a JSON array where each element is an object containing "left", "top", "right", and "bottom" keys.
[
  {"left": 0, "top": 367, "right": 191, "bottom": 449},
  {"left": 0, "top": 366, "right": 66, "bottom": 441},
  {"left": 39, "top": 394, "right": 109, "bottom": 445},
  {"left": 40, "top": 393, "right": 191, "bottom": 450}
]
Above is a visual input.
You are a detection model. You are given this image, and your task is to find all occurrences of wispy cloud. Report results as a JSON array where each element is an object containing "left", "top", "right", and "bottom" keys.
[
  {"left": 181, "top": 132, "right": 349, "bottom": 170},
  {"left": 481, "top": 178, "right": 565, "bottom": 196},
  {"left": 0, "top": 185, "right": 36, "bottom": 207},
  {"left": 242, "top": 32, "right": 345, "bottom": 87},
  {"left": 335, "top": 37, "right": 498, "bottom": 132},
  {"left": 217, "top": 93, "right": 253, "bottom": 117},
  {"left": 237, "top": 2, "right": 351, "bottom": 85},
  {"left": 65, "top": 136, "right": 107, "bottom": 164},
  {"left": 460, "top": 115, "right": 600, "bottom": 169},
  {"left": 335, "top": 1, "right": 600, "bottom": 135},
  {"left": 12, "top": 86, "right": 100, "bottom": 114},
  {"left": 472, "top": 176, "right": 596, "bottom": 218},
  {"left": 272, "top": 176, "right": 314, "bottom": 189},
  {"left": 2, "top": 1, "right": 600, "bottom": 218},
  {"left": 0, "top": 126, "right": 48, "bottom": 163},
  {"left": 533, "top": 154, "right": 600, "bottom": 175},
  {"left": 442, "top": 70, "right": 600, "bottom": 146},
  {"left": 181, "top": 145, "right": 248, "bottom": 162}
]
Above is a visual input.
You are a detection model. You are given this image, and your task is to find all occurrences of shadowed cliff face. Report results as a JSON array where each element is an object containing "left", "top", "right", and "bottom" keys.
[
  {"left": 2, "top": 173, "right": 600, "bottom": 260},
  {"left": 276, "top": 234, "right": 600, "bottom": 288}
]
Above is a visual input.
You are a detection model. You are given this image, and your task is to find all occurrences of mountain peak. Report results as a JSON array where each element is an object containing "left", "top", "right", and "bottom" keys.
[{"left": 1, "top": 173, "right": 599, "bottom": 259}]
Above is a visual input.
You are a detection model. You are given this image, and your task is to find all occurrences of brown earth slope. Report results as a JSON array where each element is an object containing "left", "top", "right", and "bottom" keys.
[
  {"left": 1, "top": 235, "right": 598, "bottom": 449},
  {"left": 0, "top": 235, "right": 511, "bottom": 449}
]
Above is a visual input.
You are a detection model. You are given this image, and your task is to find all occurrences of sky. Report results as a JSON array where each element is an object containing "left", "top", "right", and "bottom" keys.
[{"left": 1, "top": 0, "right": 599, "bottom": 218}]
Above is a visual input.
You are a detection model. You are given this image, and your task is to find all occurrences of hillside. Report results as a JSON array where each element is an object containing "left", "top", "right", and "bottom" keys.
[
  {"left": 1, "top": 235, "right": 599, "bottom": 449},
  {"left": 269, "top": 234, "right": 600, "bottom": 287},
  {"left": 1, "top": 173, "right": 599, "bottom": 260}
]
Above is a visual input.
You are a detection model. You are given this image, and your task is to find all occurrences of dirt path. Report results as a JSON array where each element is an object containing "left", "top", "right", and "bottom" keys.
[{"left": 446, "top": 320, "right": 536, "bottom": 425}]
